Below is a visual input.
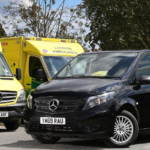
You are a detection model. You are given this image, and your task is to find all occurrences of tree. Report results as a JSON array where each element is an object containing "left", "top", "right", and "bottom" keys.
[
  {"left": 3, "top": 0, "right": 86, "bottom": 41},
  {"left": 0, "top": 24, "right": 7, "bottom": 38},
  {"left": 83, "top": 0, "right": 150, "bottom": 50},
  {"left": 83, "top": 47, "right": 90, "bottom": 52}
]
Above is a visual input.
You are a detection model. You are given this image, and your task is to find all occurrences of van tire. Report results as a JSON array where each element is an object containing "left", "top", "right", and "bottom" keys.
[
  {"left": 104, "top": 110, "right": 138, "bottom": 148},
  {"left": 4, "top": 120, "right": 21, "bottom": 131},
  {"left": 31, "top": 134, "right": 61, "bottom": 144}
]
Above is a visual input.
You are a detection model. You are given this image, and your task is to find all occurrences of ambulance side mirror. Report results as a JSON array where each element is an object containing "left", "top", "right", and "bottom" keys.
[
  {"left": 36, "top": 69, "right": 43, "bottom": 81},
  {"left": 16, "top": 68, "right": 21, "bottom": 80}
]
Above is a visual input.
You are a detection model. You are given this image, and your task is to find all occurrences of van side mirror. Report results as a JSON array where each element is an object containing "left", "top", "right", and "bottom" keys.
[
  {"left": 16, "top": 68, "right": 21, "bottom": 80},
  {"left": 139, "top": 75, "right": 150, "bottom": 85},
  {"left": 36, "top": 69, "right": 43, "bottom": 81}
]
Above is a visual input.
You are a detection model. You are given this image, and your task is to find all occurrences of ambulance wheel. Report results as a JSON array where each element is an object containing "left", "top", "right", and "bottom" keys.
[{"left": 4, "top": 120, "right": 21, "bottom": 131}]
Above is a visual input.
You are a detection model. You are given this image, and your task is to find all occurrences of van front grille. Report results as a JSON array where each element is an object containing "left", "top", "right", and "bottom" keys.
[
  {"left": 0, "top": 91, "right": 17, "bottom": 104},
  {"left": 33, "top": 96, "right": 84, "bottom": 115}
]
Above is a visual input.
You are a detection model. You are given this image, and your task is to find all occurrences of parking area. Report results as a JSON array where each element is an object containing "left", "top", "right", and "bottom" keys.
[{"left": 0, "top": 126, "right": 150, "bottom": 150}]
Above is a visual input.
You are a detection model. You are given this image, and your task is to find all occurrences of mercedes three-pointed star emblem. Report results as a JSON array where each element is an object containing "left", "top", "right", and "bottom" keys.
[{"left": 49, "top": 99, "right": 59, "bottom": 111}]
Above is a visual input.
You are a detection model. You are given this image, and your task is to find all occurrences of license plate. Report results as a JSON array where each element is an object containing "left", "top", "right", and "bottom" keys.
[
  {"left": 40, "top": 117, "right": 66, "bottom": 125},
  {"left": 0, "top": 112, "right": 8, "bottom": 117}
]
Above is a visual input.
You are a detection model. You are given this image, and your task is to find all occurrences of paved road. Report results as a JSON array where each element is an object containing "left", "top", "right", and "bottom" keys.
[{"left": 0, "top": 126, "right": 150, "bottom": 150}]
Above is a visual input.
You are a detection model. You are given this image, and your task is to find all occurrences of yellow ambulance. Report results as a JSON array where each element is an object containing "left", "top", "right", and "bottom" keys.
[
  {"left": 0, "top": 37, "right": 84, "bottom": 98},
  {"left": 0, "top": 42, "right": 25, "bottom": 130}
]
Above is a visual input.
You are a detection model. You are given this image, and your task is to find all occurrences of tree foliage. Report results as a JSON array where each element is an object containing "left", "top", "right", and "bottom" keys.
[
  {"left": 83, "top": 0, "right": 150, "bottom": 50},
  {"left": 3, "top": 0, "right": 86, "bottom": 41},
  {"left": 0, "top": 24, "right": 7, "bottom": 38},
  {"left": 83, "top": 47, "right": 90, "bottom": 52}
]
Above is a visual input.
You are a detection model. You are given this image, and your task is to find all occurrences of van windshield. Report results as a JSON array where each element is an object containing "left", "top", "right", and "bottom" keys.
[
  {"left": 56, "top": 52, "right": 138, "bottom": 78},
  {"left": 44, "top": 56, "right": 73, "bottom": 78},
  {"left": 0, "top": 54, "right": 13, "bottom": 77}
]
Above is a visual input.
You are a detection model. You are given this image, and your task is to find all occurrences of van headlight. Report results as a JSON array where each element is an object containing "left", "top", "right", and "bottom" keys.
[
  {"left": 27, "top": 94, "right": 33, "bottom": 109},
  {"left": 83, "top": 92, "right": 115, "bottom": 110},
  {"left": 17, "top": 89, "right": 25, "bottom": 101}
]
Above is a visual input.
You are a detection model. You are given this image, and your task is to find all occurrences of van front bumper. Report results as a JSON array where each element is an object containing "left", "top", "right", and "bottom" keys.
[
  {"left": 24, "top": 106, "right": 115, "bottom": 139},
  {"left": 0, "top": 101, "right": 26, "bottom": 122}
]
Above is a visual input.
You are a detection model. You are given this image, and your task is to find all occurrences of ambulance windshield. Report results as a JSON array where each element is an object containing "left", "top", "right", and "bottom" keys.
[
  {"left": 0, "top": 54, "right": 13, "bottom": 77},
  {"left": 44, "top": 56, "right": 73, "bottom": 78}
]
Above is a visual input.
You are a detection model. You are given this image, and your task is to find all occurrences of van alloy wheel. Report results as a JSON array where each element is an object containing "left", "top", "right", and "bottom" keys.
[
  {"left": 111, "top": 116, "right": 134, "bottom": 144},
  {"left": 104, "top": 110, "right": 138, "bottom": 148}
]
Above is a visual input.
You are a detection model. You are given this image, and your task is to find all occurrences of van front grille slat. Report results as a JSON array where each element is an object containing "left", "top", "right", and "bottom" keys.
[
  {"left": 2, "top": 96, "right": 16, "bottom": 99},
  {"left": 36, "top": 108, "right": 76, "bottom": 115},
  {"left": 1, "top": 92, "right": 16, "bottom": 95},
  {"left": 0, "top": 91, "right": 17, "bottom": 104},
  {"left": 0, "top": 99, "right": 15, "bottom": 103}
]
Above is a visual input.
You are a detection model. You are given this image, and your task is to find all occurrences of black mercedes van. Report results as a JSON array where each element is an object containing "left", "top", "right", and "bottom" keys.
[{"left": 24, "top": 50, "right": 150, "bottom": 147}]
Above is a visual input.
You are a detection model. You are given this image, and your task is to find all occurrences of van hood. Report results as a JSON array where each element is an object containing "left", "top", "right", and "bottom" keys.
[
  {"left": 0, "top": 77, "right": 22, "bottom": 91},
  {"left": 34, "top": 78, "right": 123, "bottom": 97}
]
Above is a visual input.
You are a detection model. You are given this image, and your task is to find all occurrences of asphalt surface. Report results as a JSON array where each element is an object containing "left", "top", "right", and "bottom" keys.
[{"left": 1, "top": 126, "right": 150, "bottom": 150}]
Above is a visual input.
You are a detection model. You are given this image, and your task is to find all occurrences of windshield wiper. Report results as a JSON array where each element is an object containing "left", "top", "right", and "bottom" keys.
[
  {"left": 56, "top": 75, "right": 120, "bottom": 79},
  {"left": 56, "top": 75, "right": 87, "bottom": 79},
  {"left": 0, "top": 75, "right": 12, "bottom": 77},
  {"left": 56, "top": 76, "right": 72, "bottom": 79},
  {"left": 72, "top": 75, "right": 87, "bottom": 78},
  {"left": 91, "top": 76, "right": 121, "bottom": 79}
]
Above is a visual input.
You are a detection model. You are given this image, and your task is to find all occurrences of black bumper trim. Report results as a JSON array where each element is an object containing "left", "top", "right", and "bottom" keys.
[
  {"left": 26, "top": 131, "right": 109, "bottom": 139},
  {"left": 0, "top": 101, "right": 26, "bottom": 122},
  {"left": 0, "top": 101, "right": 26, "bottom": 108}
]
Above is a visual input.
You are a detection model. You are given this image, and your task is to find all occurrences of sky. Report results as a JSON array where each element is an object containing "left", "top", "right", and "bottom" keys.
[
  {"left": 54, "top": 0, "right": 81, "bottom": 7},
  {"left": 0, "top": 0, "right": 82, "bottom": 35},
  {"left": 0, "top": 0, "right": 93, "bottom": 49}
]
